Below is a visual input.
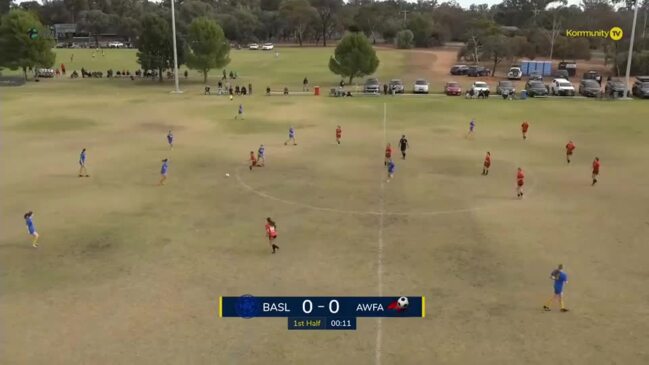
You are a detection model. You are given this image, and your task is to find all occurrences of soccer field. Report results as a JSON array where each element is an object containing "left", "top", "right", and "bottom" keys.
[{"left": 2, "top": 49, "right": 649, "bottom": 364}]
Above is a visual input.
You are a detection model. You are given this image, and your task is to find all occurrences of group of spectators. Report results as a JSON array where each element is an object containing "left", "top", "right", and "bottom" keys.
[{"left": 205, "top": 81, "right": 253, "bottom": 96}]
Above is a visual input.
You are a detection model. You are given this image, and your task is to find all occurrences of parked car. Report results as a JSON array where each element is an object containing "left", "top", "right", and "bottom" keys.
[
  {"left": 552, "top": 69, "right": 570, "bottom": 80},
  {"left": 413, "top": 79, "right": 429, "bottom": 94},
  {"left": 471, "top": 81, "right": 490, "bottom": 93},
  {"left": 35, "top": 68, "right": 54, "bottom": 78},
  {"left": 364, "top": 78, "right": 380, "bottom": 93},
  {"left": 261, "top": 43, "right": 274, "bottom": 50},
  {"left": 605, "top": 79, "right": 626, "bottom": 97},
  {"left": 444, "top": 81, "right": 462, "bottom": 96},
  {"left": 632, "top": 76, "right": 649, "bottom": 98},
  {"left": 467, "top": 66, "right": 490, "bottom": 77},
  {"left": 507, "top": 66, "right": 522, "bottom": 80},
  {"left": 450, "top": 64, "right": 469, "bottom": 75},
  {"left": 524, "top": 80, "right": 549, "bottom": 97},
  {"left": 248, "top": 43, "right": 259, "bottom": 50},
  {"left": 108, "top": 41, "right": 124, "bottom": 48},
  {"left": 528, "top": 72, "right": 543, "bottom": 81},
  {"left": 582, "top": 70, "right": 602, "bottom": 84},
  {"left": 550, "top": 78, "right": 576, "bottom": 96},
  {"left": 496, "top": 80, "right": 516, "bottom": 95},
  {"left": 389, "top": 79, "right": 404, "bottom": 94},
  {"left": 579, "top": 79, "right": 601, "bottom": 97}
]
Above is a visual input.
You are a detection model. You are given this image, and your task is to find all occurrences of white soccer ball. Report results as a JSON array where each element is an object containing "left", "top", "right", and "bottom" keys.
[
  {"left": 397, "top": 296, "right": 409, "bottom": 309},
  {"left": 225, "top": 173, "right": 230, "bottom": 177}
]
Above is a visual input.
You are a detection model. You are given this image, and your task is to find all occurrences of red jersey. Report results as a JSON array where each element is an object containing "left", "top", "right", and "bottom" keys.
[
  {"left": 484, "top": 154, "right": 491, "bottom": 167},
  {"left": 385, "top": 146, "right": 392, "bottom": 158},
  {"left": 566, "top": 142, "right": 575, "bottom": 154},
  {"left": 521, "top": 122, "right": 529, "bottom": 132},
  {"left": 265, "top": 223, "right": 277, "bottom": 238},
  {"left": 336, "top": 127, "right": 342, "bottom": 138},
  {"left": 517, "top": 170, "right": 525, "bottom": 186},
  {"left": 592, "top": 160, "right": 600, "bottom": 173},
  {"left": 250, "top": 154, "right": 257, "bottom": 163}
]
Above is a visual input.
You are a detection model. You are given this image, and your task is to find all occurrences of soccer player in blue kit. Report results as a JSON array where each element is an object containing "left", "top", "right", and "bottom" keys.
[
  {"left": 24, "top": 211, "right": 39, "bottom": 248},
  {"left": 167, "top": 129, "right": 174, "bottom": 149},
  {"left": 159, "top": 158, "right": 169, "bottom": 185},
  {"left": 257, "top": 144, "right": 265, "bottom": 166},
  {"left": 386, "top": 159, "right": 396, "bottom": 182},
  {"left": 284, "top": 126, "right": 297, "bottom": 145},
  {"left": 78, "top": 148, "right": 89, "bottom": 177},
  {"left": 466, "top": 119, "right": 476, "bottom": 138},
  {"left": 544, "top": 264, "right": 569, "bottom": 312}
]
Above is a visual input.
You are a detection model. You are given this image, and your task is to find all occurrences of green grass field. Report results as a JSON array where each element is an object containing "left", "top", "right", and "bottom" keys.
[{"left": 2, "top": 48, "right": 649, "bottom": 364}]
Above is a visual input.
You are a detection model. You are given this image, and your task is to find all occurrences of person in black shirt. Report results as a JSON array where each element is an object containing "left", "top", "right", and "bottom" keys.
[{"left": 399, "top": 135, "right": 409, "bottom": 159}]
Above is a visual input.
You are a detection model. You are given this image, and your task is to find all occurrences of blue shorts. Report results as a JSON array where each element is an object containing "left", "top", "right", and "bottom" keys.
[
  {"left": 28, "top": 228, "right": 36, "bottom": 235},
  {"left": 554, "top": 286, "right": 563, "bottom": 295}
]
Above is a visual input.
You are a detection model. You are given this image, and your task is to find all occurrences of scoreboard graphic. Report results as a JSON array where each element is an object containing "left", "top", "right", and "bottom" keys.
[{"left": 219, "top": 295, "right": 425, "bottom": 330}]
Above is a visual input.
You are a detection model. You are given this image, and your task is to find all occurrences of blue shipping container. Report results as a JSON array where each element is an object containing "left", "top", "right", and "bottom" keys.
[{"left": 543, "top": 61, "right": 552, "bottom": 76}]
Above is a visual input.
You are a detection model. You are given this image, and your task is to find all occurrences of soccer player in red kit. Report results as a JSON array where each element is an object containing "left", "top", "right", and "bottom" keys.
[
  {"left": 384, "top": 143, "right": 393, "bottom": 166},
  {"left": 521, "top": 121, "right": 529, "bottom": 140},
  {"left": 336, "top": 125, "right": 342, "bottom": 144},
  {"left": 249, "top": 151, "right": 258, "bottom": 171},
  {"left": 265, "top": 217, "right": 279, "bottom": 253},
  {"left": 592, "top": 157, "right": 600, "bottom": 185},
  {"left": 566, "top": 141, "right": 576, "bottom": 163},
  {"left": 482, "top": 151, "right": 491, "bottom": 175},
  {"left": 516, "top": 167, "right": 525, "bottom": 198}
]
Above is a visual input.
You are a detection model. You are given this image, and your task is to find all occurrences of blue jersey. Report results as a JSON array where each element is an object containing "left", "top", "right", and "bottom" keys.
[
  {"left": 289, "top": 128, "right": 295, "bottom": 137},
  {"left": 388, "top": 161, "right": 395, "bottom": 173},
  {"left": 258, "top": 146, "right": 265, "bottom": 157},
  {"left": 161, "top": 162, "right": 168, "bottom": 175},
  {"left": 79, "top": 151, "right": 86, "bottom": 165},
  {"left": 167, "top": 133, "right": 173, "bottom": 143},
  {"left": 239, "top": 105, "right": 243, "bottom": 113},
  {"left": 470, "top": 120, "right": 475, "bottom": 130},
  {"left": 26, "top": 216, "right": 35, "bottom": 234},
  {"left": 553, "top": 271, "right": 567, "bottom": 293}
]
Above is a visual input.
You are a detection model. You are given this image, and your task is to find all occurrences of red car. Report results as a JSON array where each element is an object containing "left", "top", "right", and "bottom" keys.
[{"left": 445, "top": 81, "right": 462, "bottom": 96}]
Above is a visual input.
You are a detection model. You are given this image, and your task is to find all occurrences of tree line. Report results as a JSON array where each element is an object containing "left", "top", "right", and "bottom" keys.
[{"left": 2, "top": 0, "right": 649, "bottom": 79}]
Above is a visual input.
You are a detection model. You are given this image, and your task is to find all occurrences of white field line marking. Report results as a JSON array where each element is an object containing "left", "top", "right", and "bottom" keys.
[{"left": 375, "top": 102, "right": 387, "bottom": 365}]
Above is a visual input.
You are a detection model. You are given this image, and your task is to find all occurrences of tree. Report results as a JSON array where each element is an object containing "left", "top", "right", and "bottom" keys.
[
  {"left": 78, "top": 9, "right": 111, "bottom": 47},
  {"left": 0, "top": 9, "right": 55, "bottom": 80},
  {"left": 481, "top": 34, "right": 512, "bottom": 76},
  {"left": 280, "top": 0, "right": 317, "bottom": 46},
  {"left": 137, "top": 14, "right": 183, "bottom": 82},
  {"left": 1, "top": 0, "right": 11, "bottom": 16},
  {"left": 63, "top": 0, "right": 88, "bottom": 22},
  {"left": 407, "top": 13, "right": 434, "bottom": 48},
  {"left": 396, "top": 29, "right": 414, "bottom": 49},
  {"left": 310, "top": 0, "right": 342, "bottom": 46},
  {"left": 186, "top": 17, "right": 230, "bottom": 83},
  {"left": 328, "top": 31, "right": 379, "bottom": 84},
  {"left": 353, "top": 2, "right": 384, "bottom": 43},
  {"left": 543, "top": 10, "right": 562, "bottom": 60}
]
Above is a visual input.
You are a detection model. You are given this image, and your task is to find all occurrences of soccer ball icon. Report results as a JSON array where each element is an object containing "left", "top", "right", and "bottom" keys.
[{"left": 397, "top": 296, "right": 409, "bottom": 310}]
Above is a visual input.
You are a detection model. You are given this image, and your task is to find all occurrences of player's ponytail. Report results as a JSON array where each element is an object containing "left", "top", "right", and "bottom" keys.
[
  {"left": 24, "top": 211, "right": 32, "bottom": 219},
  {"left": 267, "top": 217, "right": 276, "bottom": 228}
]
